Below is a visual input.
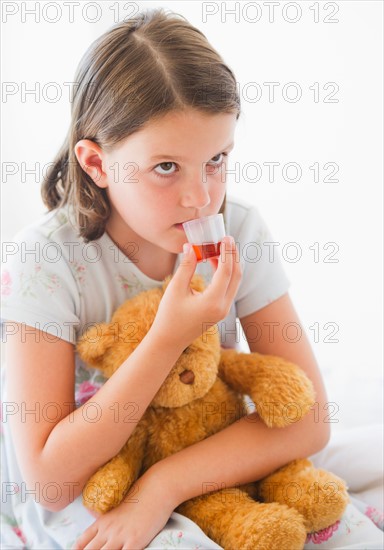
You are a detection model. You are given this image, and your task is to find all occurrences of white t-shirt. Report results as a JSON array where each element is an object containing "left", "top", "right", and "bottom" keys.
[
  {"left": 1, "top": 195, "right": 290, "bottom": 401},
  {"left": 0, "top": 195, "right": 290, "bottom": 547}
]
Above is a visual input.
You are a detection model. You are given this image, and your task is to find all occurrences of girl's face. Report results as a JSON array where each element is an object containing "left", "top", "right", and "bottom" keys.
[{"left": 90, "top": 108, "right": 237, "bottom": 254}]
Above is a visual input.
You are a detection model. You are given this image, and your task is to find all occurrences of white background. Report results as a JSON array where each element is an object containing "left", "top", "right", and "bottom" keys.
[{"left": 1, "top": 1, "right": 383, "bottom": 429}]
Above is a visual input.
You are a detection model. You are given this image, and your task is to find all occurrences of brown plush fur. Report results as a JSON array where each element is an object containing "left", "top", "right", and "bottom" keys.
[{"left": 77, "top": 275, "right": 349, "bottom": 550}]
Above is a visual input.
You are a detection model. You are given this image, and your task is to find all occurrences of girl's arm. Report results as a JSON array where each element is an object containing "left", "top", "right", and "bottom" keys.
[
  {"left": 5, "top": 237, "right": 241, "bottom": 512},
  {"left": 74, "top": 294, "right": 332, "bottom": 550},
  {"left": 140, "top": 291, "right": 331, "bottom": 506},
  {"left": 5, "top": 323, "right": 184, "bottom": 512}
]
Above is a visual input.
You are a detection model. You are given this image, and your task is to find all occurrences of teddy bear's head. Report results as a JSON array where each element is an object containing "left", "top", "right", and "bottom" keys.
[{"left": 77, "top": 275, "right": 221, "bottom": 408}]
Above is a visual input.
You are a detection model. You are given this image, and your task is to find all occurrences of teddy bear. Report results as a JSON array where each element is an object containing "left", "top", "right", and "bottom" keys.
[{"left": 76, "top": 275, "right": 349, "bottom": 550}]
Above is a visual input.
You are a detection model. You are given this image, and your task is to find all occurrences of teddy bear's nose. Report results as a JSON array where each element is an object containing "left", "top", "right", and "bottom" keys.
[{"left": 179, "top": 369, "right": 195, "bottom": 385}]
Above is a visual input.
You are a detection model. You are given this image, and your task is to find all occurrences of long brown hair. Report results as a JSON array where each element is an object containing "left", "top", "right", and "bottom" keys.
[{"left": 41, "top": 8, "right": 241, "bottom": 242}]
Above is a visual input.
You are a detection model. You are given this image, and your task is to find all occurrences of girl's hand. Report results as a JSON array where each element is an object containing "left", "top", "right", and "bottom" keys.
[
  {"left": 72, "top": 468, "right": 176, "bottom": 550},
  {"left": 151, "top": 235, "right": 242, "bottom": 349}
]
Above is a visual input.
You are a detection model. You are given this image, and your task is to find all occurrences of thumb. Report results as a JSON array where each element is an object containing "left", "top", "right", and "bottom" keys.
[{"left": 171, "top": 243, "right": 197, "bottom": 289}]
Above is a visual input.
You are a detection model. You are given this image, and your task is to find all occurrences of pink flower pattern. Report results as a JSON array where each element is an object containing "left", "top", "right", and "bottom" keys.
[
  {"left": 17, "top": 265, "right": 61, "bottom": 298},
  {"left": 70, "top": 260, "right": 87, "bottom": 285},
  {"left": 365, "top": 506, "right": 384, "bottom": 530},
  {"left": 115, "top": 273, "right": 146, "bottom": 295},
  {"left": 0, "top": 512, "right": 29, "bottom": 546},
  {"left": 76, "top": 381, "right": 102, "bottom": 405},
  {"left": 12, "top": 526, "right": 27, "bottom": 544},
  {"left": 1, "top": 269, "right": 12, "bottom": 296},
  {"left": 305, "top": 520, "right": 340, "bottom": 544},
  {"left": 159, "top": 530, "right": 198, "bottom": 548}
]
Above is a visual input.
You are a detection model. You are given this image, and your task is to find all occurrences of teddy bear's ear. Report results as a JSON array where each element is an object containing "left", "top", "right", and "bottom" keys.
[
  {"left": 162, "top": 275, "right": 172, "bottom": 293},
  {"left": 162, "top": 273, "right": 206, "bottom": 293},
  {"left": 76, "top": 323, "right": 116, "bottom": 368},
  {"left": 190, "top": 274, "right": 206, "bottom": 292}
]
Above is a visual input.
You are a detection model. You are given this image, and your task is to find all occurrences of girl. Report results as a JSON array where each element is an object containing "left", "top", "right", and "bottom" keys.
[{"left": 1, "top": 7, "right": 382, "bottom": 550}]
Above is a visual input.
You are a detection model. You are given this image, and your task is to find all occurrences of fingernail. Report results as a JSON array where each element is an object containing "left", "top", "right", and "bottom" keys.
[{"left": 183, "top": 243, "right": 192, "bottom": 255}]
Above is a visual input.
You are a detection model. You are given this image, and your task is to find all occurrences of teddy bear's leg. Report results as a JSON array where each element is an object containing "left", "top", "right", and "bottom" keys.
[
  {"left": 256, "top": 458, "right": 350, "bottom": 533},
  {"left": 177, "top": 488, "right": 307, "bottom": 550}
]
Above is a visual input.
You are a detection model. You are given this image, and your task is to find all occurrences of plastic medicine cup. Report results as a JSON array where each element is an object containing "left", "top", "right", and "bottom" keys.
[{"left": 182, "top": 213, "right": 226, "bottom": 262}]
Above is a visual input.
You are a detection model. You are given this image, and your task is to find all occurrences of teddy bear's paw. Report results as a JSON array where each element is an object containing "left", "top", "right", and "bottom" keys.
[
  {"left": 250, "top": 363, "right": 315, "bottom": 428},
  {"left": 178, "top": 491, "right": 307, "bottom": 550},
  {"left": 257, "top": 462, "right": 349, "bottom": 533},
  {"left": 254, "top": 398, "right": 315, "bottom": 428},
  {"left": 83, "top": 475, "right": 132, "bottom": 514},
  {"left": 82, "top": 459, "right": 136, "bottom": 514}
]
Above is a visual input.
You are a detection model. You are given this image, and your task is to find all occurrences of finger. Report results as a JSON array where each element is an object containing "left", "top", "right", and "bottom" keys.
[
  {"left": 84, "top": 533, "right": 106, "bottom": 550},
  {"left": 169, "top": 243, "right": 197, "bottom": 291},
  {"left": 207, "top": 236, "right": 234, "bottom": 299},
  {"left": 223, "top": 238, "right": 242, "bottom": 300},
  {"left": 73, "top": 524, "right": 97, "bottom": 550}
]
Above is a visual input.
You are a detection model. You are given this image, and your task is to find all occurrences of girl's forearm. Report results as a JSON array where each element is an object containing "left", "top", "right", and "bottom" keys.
[
  {"left": 150, "top": 409, "right": 330, "bottom": 507},
  {"left": 38, "top": 327, "right": 184, "bottom": 505}
]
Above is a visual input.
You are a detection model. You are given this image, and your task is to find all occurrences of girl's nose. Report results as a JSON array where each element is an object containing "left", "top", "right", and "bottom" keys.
[{"left": 181, "top": 176, "right": 210, "bottom": 210}]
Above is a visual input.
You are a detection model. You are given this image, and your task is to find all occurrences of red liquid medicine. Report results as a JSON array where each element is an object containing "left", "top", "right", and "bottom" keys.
[{"left": 192, "top": 242, "right": 221, "bottom": 262}]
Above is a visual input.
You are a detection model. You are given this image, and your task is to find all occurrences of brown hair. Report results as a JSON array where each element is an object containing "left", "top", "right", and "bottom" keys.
[{"left": 41, "top": 8, "right": 241, "bottom": 242}]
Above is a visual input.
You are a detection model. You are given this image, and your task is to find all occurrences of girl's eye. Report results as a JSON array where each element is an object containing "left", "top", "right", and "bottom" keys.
[
  {"left": 153, "top": 153, "right": 228, "bottom": 179},
  {"left": 154, "top": 162, "right": 177, "bottom": 177},
  {"left": 206, "top": 152, "right": 227, "bottom": 173},
  {"left": 209, "top": 153, "right": 225, "bottom": 165}
]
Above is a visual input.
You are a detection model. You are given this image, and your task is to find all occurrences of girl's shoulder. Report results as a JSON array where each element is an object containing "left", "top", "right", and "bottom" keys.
[
  {"left": 225, "top": 195, "right": 265, "bottom": 239},
  {"left": 11, "top": 206, "right": 81, "bottom": 246}
]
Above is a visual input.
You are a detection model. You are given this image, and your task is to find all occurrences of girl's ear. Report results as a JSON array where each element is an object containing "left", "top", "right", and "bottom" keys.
[
  {"left": 76, "top": 323, "right": 116, "bottom": 368},
  {"left": 74, "top": 139, "right": 108, "bottom": 189}
]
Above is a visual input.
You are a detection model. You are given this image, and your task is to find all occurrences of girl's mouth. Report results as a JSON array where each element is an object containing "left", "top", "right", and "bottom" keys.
[{"left": 174, "top": 218, "right": 197, "bottom": 230}]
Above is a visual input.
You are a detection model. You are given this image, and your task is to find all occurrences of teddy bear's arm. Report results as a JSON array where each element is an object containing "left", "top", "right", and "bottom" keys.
[
  {"left": 218, "top": 349, "right": 316, "bottom": 428},
  {"left": 83, "top": 417, "right": 148, "bottom": 514}
]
